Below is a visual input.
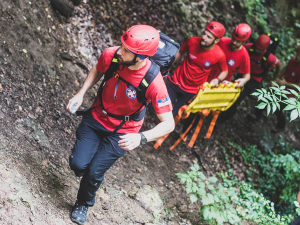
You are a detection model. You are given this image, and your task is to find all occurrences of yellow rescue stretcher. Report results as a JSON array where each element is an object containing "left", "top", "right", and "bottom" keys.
[{"left": 154, "top": 82, "right": 242, "bottom": 150}]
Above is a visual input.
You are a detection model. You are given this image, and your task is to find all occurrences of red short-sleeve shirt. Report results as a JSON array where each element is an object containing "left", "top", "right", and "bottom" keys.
[
  {"left": 285, "top": 58, "right": 300, "bottom": 84},
  {"left": 92, "top": 46, "right": 172, "bottom": 133},
  {"left": 170, "top": 37, "right": 228, "bottom": 94},
  {"left": 284, "top": 58, "right": 300, "bottom": 97},
  {"left": 244, "top": 43, "right": 278, "bottom": 82},
  {"left": 208, "top": 37, "right": 250, "bottom": 82}
]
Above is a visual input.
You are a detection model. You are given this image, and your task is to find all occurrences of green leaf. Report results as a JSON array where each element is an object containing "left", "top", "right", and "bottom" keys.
[
  {"left": 194, "top": 163, "right": 200, "bottom": 171},
  {"left": 270, "top": 86, "right": 280, "bottom": 92},
  {"left": 256, "top": 102, "right": 267, "bottom": 109},
  {"left": 197, "top": 172, "right": 206, "bottom": 180},
  {"left": 284, "top": 98, "right": 297, "bottom": 105},
  {"left": 207, "top": 184, "right": 215, "bottom": 191},
  {"left": 197, "top": 187, "right": 206, "bottom": 196},
  {"left": 290, "top": 109, "right": 299, "bottom": 121},
  {"left": 218, "top": 183, "right": 224, "bottom": 192},
  {"left": 292, "top": 84, "right": 300, "bottom": 92},
  {"left": 267, "top": 104, "right": 271, "bottom": 115},
  {"left": 214, "top": 194, "right": 220, "bottom": 203},
  {"left": 271, "top": 81, "right": 279, "bottom": 87},
  {"left": 216, "top": 214, "right": 225, "bottom": 224},
  {"left": 202, "top": 206, "right": 211, "bottom": 220},
  {"left": 272, "top": 103, "right": 277, "bottom": 113},
  {"left": 207, "top": 176, "right": 218, "bottom": 183},
  {"left": 190, "top": 194, "right": 198, "bottom": 203},
  {"left": 198, "top": 182, "right": 205, "bottom": 189},
  {"left": 202, "top": 193, "right": 215, "bottom": 205},
  {"left": 186, "top": 187, "right": 192, "bottom": 194},
  {"left": 288, "top": 89, "right": 299, "bottom": 97},
  {"left": 275, "top": 101, "right": 280, "bottom": 110},
  {"left": 281, "top": 90, "right": 292, "bottom": 94},
  {"left": 209, "top": 205, "right": 219, "bottom": 220},
  {"left": 264, "top": 94, "right": 273, "bottom": 101},
  {"left": 283, "top": 104, "right": 296, "bottom": 111},
  {"left": 258, "top": 95, "right": 268, "bottom": 103},
  {"left": 251, "top": 92, "right": 260, "bottom": 96}
]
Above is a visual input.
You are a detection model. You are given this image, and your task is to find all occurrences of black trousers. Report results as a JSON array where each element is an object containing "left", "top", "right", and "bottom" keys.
[
  {"left": 254, "top": 102, "right": 286, "bottom": 129},
  {"left": 290, "top": 216, "right": 300, "bottom": 225},
  {"left": 69, "top": 113, "right": 126, "bottom": 206},
  {"left": 166, "top": 80, "right": 195, "bottom": 118}
]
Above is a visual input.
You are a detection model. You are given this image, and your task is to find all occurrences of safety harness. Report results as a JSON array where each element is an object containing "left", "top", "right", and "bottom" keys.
[
  {"left": 77, "top": 48, "right": 160, "bottom": 133},
  {"left": 248, "top": 46, "right": 271, "bottom": 78}
]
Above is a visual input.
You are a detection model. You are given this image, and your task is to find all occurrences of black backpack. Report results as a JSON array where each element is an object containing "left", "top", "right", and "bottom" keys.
[
  {"left": 267, "top": 34, "right": 280, "bottom": 54},
  {"left": 77, "top": 32, "right": 180, "bottom": 133},
  {"left": 150, "top": 31, "right": 180, "bottom": 77}
]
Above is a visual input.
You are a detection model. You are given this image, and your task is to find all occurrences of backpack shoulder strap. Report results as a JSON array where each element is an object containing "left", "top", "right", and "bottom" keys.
[
  {"left": 137, "top": 62, "right": 160, "bottom": 103},
  {"left": 103, "top": 47, "right": 120, "bottom": 81},
  {"left": 248, "top": 47, "right": 254, "bottom": 56},
  {"left": 261, "top": 50, "right": 271, "bottom": 71}
]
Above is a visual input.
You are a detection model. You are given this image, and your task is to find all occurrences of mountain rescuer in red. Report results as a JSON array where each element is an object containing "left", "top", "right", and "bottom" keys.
[
  {"left": 217, "top": 34, "right": 282, "bottom": 124},
  {"left": 270, "top": 47, "right": 300, "bottom": 131},
  {"left": 208, "top": 23, "right": 251, "bottom": 87},
  {"left": 66, "top": 25, "right": 174, "bottom": 224},
  {"left": 166, "top": 21, "right": 228, "bottom": 117}
]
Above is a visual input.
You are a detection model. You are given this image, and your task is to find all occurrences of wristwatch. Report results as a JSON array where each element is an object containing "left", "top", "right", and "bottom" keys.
[{"left": 139, "top": 132, "right": 147, "bottom": 145}]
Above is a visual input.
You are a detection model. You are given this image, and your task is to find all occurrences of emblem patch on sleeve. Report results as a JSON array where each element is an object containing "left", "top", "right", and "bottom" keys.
[{"left": 157, "top": 96, "right": 171, "bottom": 107}]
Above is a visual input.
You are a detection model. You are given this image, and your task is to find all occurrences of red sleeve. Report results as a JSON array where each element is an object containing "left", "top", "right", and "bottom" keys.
[
  {"left": 267, "top": 53, "right": 278, "bottom": 68},
  {"left": 238, "top": 50, "right": 251, "bottom": 74},
  {"left": 96, "top": 46, "right": 119, "bottom": 72},
  {"left": 145, "top": 72, "right": 172, "bottom": 115},
  {"left": 217, "top": 53, "right": 228, "bottom": 72}
]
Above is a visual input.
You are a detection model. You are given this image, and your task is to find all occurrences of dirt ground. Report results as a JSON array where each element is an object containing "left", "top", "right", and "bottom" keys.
[{"left": 0, "top": 0, "right": 299, "bottom": 225}]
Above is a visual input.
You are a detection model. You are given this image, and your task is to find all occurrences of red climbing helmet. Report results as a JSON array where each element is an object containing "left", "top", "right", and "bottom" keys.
[
  {"left": 255, "top": 34, "right": 271, "bottom": 50},
  {"left": 205, "top": 21, "right": 226, "bottom": 39},
  {"left": 232, "top": 23, "right": 252, "bottom": 41},
  {"left": 120, "top": 25, "right": 160, "bottom": 57}
]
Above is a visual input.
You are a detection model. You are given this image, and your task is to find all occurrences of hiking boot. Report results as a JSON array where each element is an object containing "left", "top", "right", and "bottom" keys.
[{"left": 71, "top": 201, "right": 88, "bottom": 225}]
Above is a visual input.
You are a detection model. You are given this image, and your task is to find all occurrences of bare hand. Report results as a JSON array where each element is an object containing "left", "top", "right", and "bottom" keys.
[
  {"left": 118, "top": 133, "right": 142, "bottom": 151},
  {"left": 235, "top": 78, "right": 247, "bottom": 87},
  {"left": 210, "top": 78, "right": 219, "bottom": 87},
  {"left": 67, "top": 93, "right": 84, "bottom": 114}
]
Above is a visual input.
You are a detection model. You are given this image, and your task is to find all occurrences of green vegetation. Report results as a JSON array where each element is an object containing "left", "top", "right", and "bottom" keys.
[
  {"left": 173, "top": 0, "right": 300, "bottom": 224},
  {"left": 238, "top": 0, "right": 299, "bottom": 65},
  {"left": 177, "top": 163, "right": 297, "bottom": 224},
  {"left": 251, "top": 82, "right": 300, "bottom": 121},
  {"left": 229, "top": 143, "right": 300, "bottom": 214}
]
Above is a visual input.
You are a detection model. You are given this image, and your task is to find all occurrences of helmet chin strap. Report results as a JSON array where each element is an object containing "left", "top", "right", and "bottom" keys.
[
  {"left": 201, "top": 38, "right": 216, "bottom": 48},
  {"left": 121, "top": 54, "right": 138, "bottom": 67}
]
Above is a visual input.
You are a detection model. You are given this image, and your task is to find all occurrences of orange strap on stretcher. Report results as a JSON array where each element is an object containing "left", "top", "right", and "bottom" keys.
[{"left": 154, "top": 82, "right": 241, "bottom": 150}]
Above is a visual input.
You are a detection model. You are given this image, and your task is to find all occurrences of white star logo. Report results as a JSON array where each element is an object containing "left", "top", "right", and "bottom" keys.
[
  {"left": 204, "top": 62, "right": 211, "bottom": 67},
  {"left": 228, "top": 59, "right": 235, "bottom": 66},
  {"left": 126, "top": 88, "right": 137, "bottom": 99}
]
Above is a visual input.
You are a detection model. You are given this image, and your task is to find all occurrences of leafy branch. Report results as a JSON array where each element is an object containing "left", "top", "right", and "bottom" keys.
[{"left": 251, "top": 82, "right": 300, "bottom": 121}]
